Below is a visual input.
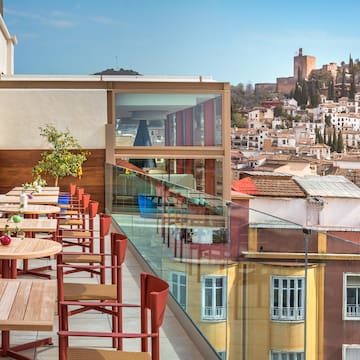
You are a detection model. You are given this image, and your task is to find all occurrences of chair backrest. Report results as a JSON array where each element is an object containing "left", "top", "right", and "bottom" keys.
[
  {"left": 88, "top": 201, "right": 99, "bottom": 219},
  {"left": 69, "top": 183, "right": 77, "bottom": 197},
  {"left": 110, "top": 232, "right": 128, "bottom": 307},
  {"left": 140, "top": 272, "right": 169, "bottom": 360},
  {"left": 111, "top": 232, "right": 128, "bottom": 266},
  {"left": 82, "top": 193, "right": 91, "bottom": 212},
  {"left": 76, "top": 187, "right": 84, "bottom": 200},
  {"left": 99, "top": 213, "right": 112, "bottom": 238}
]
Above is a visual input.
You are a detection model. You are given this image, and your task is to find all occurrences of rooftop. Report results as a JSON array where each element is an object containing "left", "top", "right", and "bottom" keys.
[
  {"left": 9, "top": 219, "right": 206, "bottom": 360},
  {"left": 294, "top": 175, "right": 360, "bottom": 198}
]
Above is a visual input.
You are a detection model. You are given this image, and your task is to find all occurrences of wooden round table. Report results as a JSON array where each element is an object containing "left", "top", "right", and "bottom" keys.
[{"left": 0, "top": 237, "right": 62, "bottom": 278}]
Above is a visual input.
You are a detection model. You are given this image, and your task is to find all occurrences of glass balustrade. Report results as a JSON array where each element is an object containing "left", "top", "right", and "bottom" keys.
[{"left": 105, "top": 162, "right": 360, "bottom": 360}]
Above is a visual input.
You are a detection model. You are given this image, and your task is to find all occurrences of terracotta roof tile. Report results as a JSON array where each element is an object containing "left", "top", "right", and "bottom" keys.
[
  {"left": 232, "top": 175, "right": 306, "bottom": 197},
  {"left": 231, "top": 177, "right": 260, "bottom": 195}
]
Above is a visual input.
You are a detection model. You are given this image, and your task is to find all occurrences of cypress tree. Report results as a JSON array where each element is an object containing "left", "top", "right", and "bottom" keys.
[
  {"left": 337, "top": 130, "right": 344, "bottom": 153},
  {"left": 301, "top": 81, "right": 308, "bottom": 107},
  {"left": 350, "top": 70, "right": 356, "bottom": 100},
  {"left": 328, "top": 80, "right": 335, "bottom": 100},
  {"left": 332, "top": 127, "right": 337, "bottom": 152},
  {"left": 294, "top": 83, "right": 302, "bottom": 104},
  {"left": 327, "top": 128, "right": 332, "bottom": 148},
  {"left": 341, "top": 68, "right": 347, "bottom": 97},
  {"left": 315, "top": 126, "right": 319, "bottom": 144}
]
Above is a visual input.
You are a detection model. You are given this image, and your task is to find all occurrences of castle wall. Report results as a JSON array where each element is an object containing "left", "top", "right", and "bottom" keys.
[{"left": 276, "top": 76, "right": 296, "bottom": 94}]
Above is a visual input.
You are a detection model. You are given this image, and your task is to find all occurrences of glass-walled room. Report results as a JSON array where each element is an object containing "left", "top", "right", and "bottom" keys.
[{"left": 115, "top": 93, "right": 222, "bottom": 148}]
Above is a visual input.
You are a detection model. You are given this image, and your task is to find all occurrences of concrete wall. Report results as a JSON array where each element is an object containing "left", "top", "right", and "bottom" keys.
[
  {"left": 250, "top": 197, "right": 306, "bottom": 226},
  {"left": 0, "top": 89, "right": 107, "bottom": 149},
  {"left": 249, "top": 196, "right": 360, "bottom": 228}
]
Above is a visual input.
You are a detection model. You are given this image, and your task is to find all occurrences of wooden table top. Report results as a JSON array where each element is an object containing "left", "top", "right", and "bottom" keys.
[
  {"left": 0, "top": 204, "right": 61, "bottom": 215},
  {"left": 0, "top": 278, "right": 57, "bottom": 331},
  {"left": 7, "top": 187, "right": 60, "bottom": 197},
  {"left": 0, "top": 237, "right": 62, "bottom": 260},
  {"left": 11, "top": 187, "right": 59, "bottom": 191},
  {"left": 0, "top": 195, "right": 59, "bottom": 205},
  {"left": 0, "top": 218, "right": 58, "bottom": 233}
]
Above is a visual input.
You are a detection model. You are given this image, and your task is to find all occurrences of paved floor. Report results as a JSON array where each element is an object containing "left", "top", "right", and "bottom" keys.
[{"left": 3, "top": 221, "right": 205, "bottom": 360}]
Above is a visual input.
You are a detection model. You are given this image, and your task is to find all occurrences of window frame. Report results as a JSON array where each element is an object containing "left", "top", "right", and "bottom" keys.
[
  {"left": 270, "top": 276, "right": 305, "bottom": 322},
  {"left": 201, "top": 275, "right": 227, "bottom": 321},
  {"left": 342, "top": 344, "right": 360, "bottom": 360},
  {"left": 270, "top": 350, "right": 304, "bottom": 360},
  {"left": 343, "top": 273, "right": 360, "bottom": 320},
  {"left": 168, "top": 271, "right": 187, "bottom": 311}
]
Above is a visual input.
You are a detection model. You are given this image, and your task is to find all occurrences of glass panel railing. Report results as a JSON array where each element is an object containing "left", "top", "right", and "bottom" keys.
[{"left": 105, "top": 163, "right": 360, "bottom": 360}]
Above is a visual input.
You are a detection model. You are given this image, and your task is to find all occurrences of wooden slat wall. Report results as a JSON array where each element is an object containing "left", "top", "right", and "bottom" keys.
[{"left": 0, "top": 149, "right": 106, "bottom": 211}]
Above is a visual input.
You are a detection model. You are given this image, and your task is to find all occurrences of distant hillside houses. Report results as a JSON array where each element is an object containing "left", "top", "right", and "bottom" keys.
[{"left": 232, "top": 92, "right": 360, "bottom": 159}]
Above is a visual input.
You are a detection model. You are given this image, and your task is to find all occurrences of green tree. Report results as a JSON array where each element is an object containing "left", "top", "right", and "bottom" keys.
[
  {"left": 332, "top": 127, "right": 337, "bottom": 152},
  {"left": 341, "top": 68, "right": 347, "bottom": 97},
  {"left": 231, "top": 112, "right": 247, "bottom": 128},
  {"left": 274, "top": 106, "right": 283, "bottom": 117},
  {"left": 327, "top": 80, "right": 335, "bottom": 100},
  {"left": 317, "top": 126, "right": 324, "bottom": 144},
  {"left": 32, "top": 124, "right": 90, "bottom": 186},
  {"left": 294, "top": 83, "right": 302, "bottom": 104},
  {"left": 324, "top": 114, "right": 332, "bottom": 127},
  {"left": 309, "top": 80, "right": 321, "bottom": 108},
  {"left": 350, "top": 69, "right": 356, "bottom": 100},
  {"left": 327, "top": 128, "right": 332, "bottom": 148},
  {"left": 337, "top": 130, "right": 344, "bottom": 153},
  {"left": 300, "top": 81, "right": 308, "bottom": 108}
]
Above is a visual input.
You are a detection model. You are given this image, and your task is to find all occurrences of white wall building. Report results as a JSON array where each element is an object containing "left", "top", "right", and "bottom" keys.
[{"left": 248, "top": 175, "right": 360, "bottom": 228}]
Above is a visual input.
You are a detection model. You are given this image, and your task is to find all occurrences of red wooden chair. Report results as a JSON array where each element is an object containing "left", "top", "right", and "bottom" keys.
[
  {"left": 57, "top": 210, "right": 112, "bottom": 283},
  {"left": 58, "top": 188, "right": 89, "bottom": 228},
  {"left": 58, "top": 200, "right": 98, "bottom": 251},
  {"left": 57, "top": 232, "right": 128, "bottom": 349},
  {"left": 58, "top": 272, "right": 169, "bottom": 360}
]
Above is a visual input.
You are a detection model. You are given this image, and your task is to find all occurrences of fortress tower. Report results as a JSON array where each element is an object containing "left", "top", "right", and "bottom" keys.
[
  {"left": 293, "top": 47, "right": 316, "bottom": 81},
  {"left": 276, "top": 48, "right": 316, "bottom": 94}
]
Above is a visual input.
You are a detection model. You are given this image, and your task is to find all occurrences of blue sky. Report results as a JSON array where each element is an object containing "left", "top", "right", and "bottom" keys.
[{"left": 4, "top": 0, "right": 360, "bottom": 85}]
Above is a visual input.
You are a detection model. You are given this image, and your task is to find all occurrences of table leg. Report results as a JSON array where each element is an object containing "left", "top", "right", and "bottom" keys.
[
  {"left": 17, "top": 259, "right": 52, "bottom": 279},
  {"left": 1, "top": 330, "right": 53, "bottom": 360}
]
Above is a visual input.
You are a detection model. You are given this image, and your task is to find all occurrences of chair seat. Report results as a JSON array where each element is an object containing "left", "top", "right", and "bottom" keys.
[
  {"left": 62, "top": 253, "right": 102, "bottom": 263},
  {"left": 59, "top": 209, "right": 79, "bottom": 215},
  {"left": 61, "top": 230, "right": 92, "bottom": 238},
  {"left": 64, "top": 283, "right": 117, "bottom": 301},
  {"left": 58, "top": 218, "right": 84, "bottom": 226},
  {"left": 67, "top": 347, "right": 151, "bottom": 360}
]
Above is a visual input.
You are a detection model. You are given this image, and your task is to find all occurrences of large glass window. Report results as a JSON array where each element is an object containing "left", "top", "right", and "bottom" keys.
[
  {"left": 201, "top": 275, "right": 227, "bottom": 321},
  {"left": 115, "top": 93, "right": 222, "bottom": 147},
  {"left": 271, "top": 276, "right": 304, "bottom": 321},
  {"left": 344, "top": 273, "right": 360, "bottom": 319}
]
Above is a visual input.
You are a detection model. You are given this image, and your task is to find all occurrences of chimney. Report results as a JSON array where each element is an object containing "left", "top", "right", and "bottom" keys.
[{"left": 299, "top": 48, "right": 303, "bottom": 56}]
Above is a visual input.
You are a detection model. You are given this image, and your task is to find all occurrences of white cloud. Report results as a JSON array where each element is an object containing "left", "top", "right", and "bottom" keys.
[{"left": 90, "top": 16, "right": 113, "bottom": 25}]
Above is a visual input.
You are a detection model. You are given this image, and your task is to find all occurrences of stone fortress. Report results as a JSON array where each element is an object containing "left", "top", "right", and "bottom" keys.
[{"left": 255, "top": 48, "right": 339, "bottom": 95}]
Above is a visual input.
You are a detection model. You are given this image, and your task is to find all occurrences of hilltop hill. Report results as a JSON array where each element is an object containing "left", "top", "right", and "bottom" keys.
[{"left": 93, "top": 68, "right": 141, "bottom": 76}]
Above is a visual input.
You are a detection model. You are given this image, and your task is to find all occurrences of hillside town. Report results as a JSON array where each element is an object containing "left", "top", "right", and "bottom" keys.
[{"left": 231, "top": 48, "right": 360, "bottom": 187}]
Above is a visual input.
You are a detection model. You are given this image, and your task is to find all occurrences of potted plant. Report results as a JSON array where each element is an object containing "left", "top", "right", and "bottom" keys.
[
  {"left": 22, "top": 177, "right": 47, "bottom": 194},
  {"left": 32, "top": 124, "right": 90, "bottom": 186}
]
